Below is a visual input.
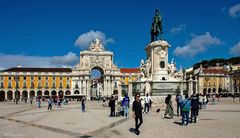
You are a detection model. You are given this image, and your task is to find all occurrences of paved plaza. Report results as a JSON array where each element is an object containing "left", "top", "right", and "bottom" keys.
[{"left": 0, "top": 98, "right": 240, "bottom": 138}]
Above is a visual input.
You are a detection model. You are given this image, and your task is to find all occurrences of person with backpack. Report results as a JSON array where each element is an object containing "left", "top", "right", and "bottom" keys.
[
  {"left": 122, "top": 94, "right": 130, "bottom": 117},
  {"left": 162, "top": 94, "right": 174, "bottom": 119},
  {"left": 181, "top": 94, "right": 191, "bottom": 126}
]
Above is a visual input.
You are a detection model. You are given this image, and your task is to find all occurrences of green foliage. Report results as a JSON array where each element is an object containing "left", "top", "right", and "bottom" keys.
[{"left": 193, "top": 56, "right": 240, "bottom": 69}]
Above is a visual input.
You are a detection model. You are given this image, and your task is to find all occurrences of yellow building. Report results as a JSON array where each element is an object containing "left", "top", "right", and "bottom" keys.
[
  {"left": 0, "top": 67, "right": 72, "bottom": 101},
  {"left": 198, "top": 68, "right": 228, "bottom": 95},
  {"left": 229, "top": 70, "right": 240, "bottom": 93},
  {"left": 119, "top": 68, "right": 139, "bottom": 95}
]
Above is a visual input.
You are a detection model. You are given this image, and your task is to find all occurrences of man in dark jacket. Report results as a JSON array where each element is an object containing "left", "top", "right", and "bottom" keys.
[
  {"left": 109, "top": 96, "right": 116, "bottom": 117},
  {"left": 190, "top": 93, "right": 199, "bottom": 123},
  {"left": 132, "top": 93, "right": 143, "bottom": 135}
]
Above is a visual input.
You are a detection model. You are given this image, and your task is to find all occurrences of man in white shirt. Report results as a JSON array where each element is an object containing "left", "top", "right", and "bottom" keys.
[{"left": 144, "top": 93, "right": 152, "bottom": 114}]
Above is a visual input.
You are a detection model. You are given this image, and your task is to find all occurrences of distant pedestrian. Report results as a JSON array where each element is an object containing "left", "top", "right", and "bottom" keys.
[
  {"left": 181, "top": 94, "right": 191, "bottom": 126},
  {"left": 211, "top": 93, "right": 216, "bottom": 105},
  {"left": 30, "top": 98, "right": 33, "bottom": 104},
  {"left": 190, "top": 94, "right": 199, "bottom": 123},
  {"left": 199, "top": 94, "right": 203, "bottom": 110},
  {"left": 122, "top": 94, "right": 130, "bottom": 117},
  {"left": 162, "top": 94, "right": 174, "bottom": 119},
  {"left": 232, "top": 93, "right": 235, "bottom": 103},
  {"left": 109, "top": 96, "right": 116, "bottom": 117},
  {"left": 81, "top": 96, "right": 86, "bottom": 112},
  {"left": 144, "top": 93, "right": 152, "bottom": 114},
  {"left": 57, "top": 98, "right": 61, "bottom": 108},
  {"left": 132, "top": 93, "right": 143, "bottom": 135},
  {"left": 37, "top": 97, "right": 41, "bottom": 108},
  {"left": 176, "top": 93, "right": 183, "bottom": 116},
  {"left": 47, "top": 97, "right": 52, "bottom": 110}
]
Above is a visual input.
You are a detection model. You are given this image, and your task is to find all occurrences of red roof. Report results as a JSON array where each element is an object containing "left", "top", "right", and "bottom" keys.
[
  {"left": 120, "top": 68, "right": 140, "bottom": 73},
  {"left": 202, "top": 69, "right": 226, "bottom": 74},
  {"left": 2, "top": 67, "right": 72, "bottom": 73}
]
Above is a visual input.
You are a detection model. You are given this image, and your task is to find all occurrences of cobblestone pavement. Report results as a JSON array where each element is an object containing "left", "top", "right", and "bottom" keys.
[{"left": 0, "top": 98, "right": 240, "bottom": 138}]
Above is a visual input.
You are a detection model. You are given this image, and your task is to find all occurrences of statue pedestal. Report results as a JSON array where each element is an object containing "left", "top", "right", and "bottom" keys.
[{"left": 145, "top": 40, "right": 170, "bottom": 81}]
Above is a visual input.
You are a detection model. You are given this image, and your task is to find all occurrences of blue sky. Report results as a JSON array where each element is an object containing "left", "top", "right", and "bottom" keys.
[{"left": 0, "top": 0, "right": 240, "bottom": 70}]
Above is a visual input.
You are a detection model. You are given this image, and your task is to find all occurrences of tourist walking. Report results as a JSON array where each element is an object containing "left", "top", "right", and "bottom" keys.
[
  {"left": 122, "top": 94, "right": 130, "bottom": 117},
  {"left": 190, "top": 94, "right": 199, "bottom": 123},
  {"left": 211, "top": 93, "right": 216, "bottom": 105},
  {"left": 37, "top": 97, "right": 41, "bottom": 108},
  {"left": 132, "top": 93, "right": 143, "bottom": 135},
  {"left": 144, "top": 93, "right": 152, "bottom": 114},
  {"left": 81, "top": 96, "right": 86, "bottom": 112},
  {"left": 47, "top": 97, "right": 52, "bottom": 110},
  {"left": 199, "top": 94, "right": 203, "bottom": 110},
  {"left": 30, "top": 98, "right": 33, "bottom": 104},
  {"left": 176, "top": 93, "right": 183, "bottom": 116},
  {"left": 181, "top": 94, "right": 191, "bottom": 126},
  {"left": 162, "top": 94, "right": 174, "bottom": 119},
  {"left": 109, "top": 95, "right": 116, "bottom": 117},
  {"left": 57, "top": 98, "right": 61, "bottom": 108}
]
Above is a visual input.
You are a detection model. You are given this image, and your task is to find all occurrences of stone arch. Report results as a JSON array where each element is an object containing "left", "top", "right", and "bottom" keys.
[
  {"left": 51, "top": 90, "right": 57, "bottom": 96},
  {"left": 7, "top": 91, "right": 13, "bottom": 100},
  {"left": 44, "top": 90, "right": 49, "bottom": 96},
  {"left": 58, "top": 90, "right": 64, "bottom": 98},
  {"left": 22, "top": 90, "right": 28, "bottom": 99},
  {"left": 30, "top": 90, "right": 35, "bottom": 98},
  {"left": 208, "top": 88, "right": 211, "bottom": 94},
  {"left": 37, "top": 90, "right": 42, "bottom": 96},
  {"left": 15, "top": 90, "right": 20, "bottom": 100},
  {"left": 74, "top": 90, "right": 80, "bottom": 94},
  {"left": 218, "top": 88, "right": 222, "bottom": 93},
  {"left": 213, "top": 88, "right": 216, "bottom": 93},
  {"left": 203, "top": 88, "right": 207, "bottom": 96},
  {"left": 65, "top": 90, "right": 71, "bottom": 95},
  {"left": 0, "top": 91, "right": 5, "bottom": 101}
]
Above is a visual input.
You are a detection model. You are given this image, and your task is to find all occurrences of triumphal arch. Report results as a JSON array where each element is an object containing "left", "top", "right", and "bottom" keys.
[{"left": 71, "top": 39, "right": 122, "bottom": 99}]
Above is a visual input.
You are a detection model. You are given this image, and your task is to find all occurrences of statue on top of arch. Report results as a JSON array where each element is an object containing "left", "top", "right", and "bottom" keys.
[{"left": 90, "top": 39, "right": 104, "bottom": 52}]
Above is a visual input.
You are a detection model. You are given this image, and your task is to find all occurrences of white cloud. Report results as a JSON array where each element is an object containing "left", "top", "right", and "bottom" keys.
[
  {"left": 170, "top": 24, "right": 186, "bottom": 34},
  {"left": 74, "top": 30, "right": 115, "bottom": 49},
  {"left": 229, "top": 3, "right": 240, "bottom": 18},
  {"left": 0, "top": 52, "right": 79, "bottom": 70},
  {"left": 173, "top": 32, "right": 223, "bottom": 58},
  {"left": 50, "top": 52, "right": 78, "bottom": 66},
  {"left": 229, "top": 42, "right": 240, "bottom": 56}
]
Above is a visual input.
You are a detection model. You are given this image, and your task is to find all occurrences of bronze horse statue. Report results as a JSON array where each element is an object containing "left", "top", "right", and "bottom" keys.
[{"left": 151, "top": 9, "right": 163, "bottom": 42}]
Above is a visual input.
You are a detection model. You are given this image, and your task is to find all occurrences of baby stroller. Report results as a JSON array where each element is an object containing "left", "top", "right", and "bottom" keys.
[{"left": 115, "top": 101, "right": 124, "bottom": 117}]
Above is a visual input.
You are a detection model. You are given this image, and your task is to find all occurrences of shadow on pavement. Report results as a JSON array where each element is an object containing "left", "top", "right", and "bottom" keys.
[
  {"left": 79, "top": 135, "right": 92, "bottom": 138},
  {"left": 174, "top": 121, "right": 182, "bottom": 126}
]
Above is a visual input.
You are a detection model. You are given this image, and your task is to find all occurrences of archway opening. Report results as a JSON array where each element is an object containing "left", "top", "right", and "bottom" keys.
[
  {"left": 37, "top": 91, "right": 42, "bottom": 96},
  {"left": 51, "top": 90, "right": 57, "bottom": 98},
  {"left": 74, "top": 90, "right": 80, "bottom": 94},
  {"left": 30, "top": 91, "right": 35, "bottom": 99},
  {"left": 203, "top": 88, "right": 207, "bottom": 96},
  {"left": 58, "top": 90, "right": 64, "bottom": 99},
  {"left": 15, "top": 91, "right": 20, "bottom": 100},
  {"left": 90, "top": 66, "right": 104, "bottom": 98},
  {"left": 7, "top": 91, "right": 13, "bottom": 100},
  {"left": 22, "top": 91, "right": 28, "bottom": 100},
  {"left": 65, "top": 90, "right": 71, "bottom": 96},
  {"left": 0, "top": 91, "right": 5, "bottom": 101},
  {"left": 208, "top": 88, "right": 211, "bottom": 94}
]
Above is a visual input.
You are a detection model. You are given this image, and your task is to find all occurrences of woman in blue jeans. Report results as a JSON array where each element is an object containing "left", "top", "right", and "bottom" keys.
[{"left": 181, "top": 94, "right": 191, "bottom": 126}]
